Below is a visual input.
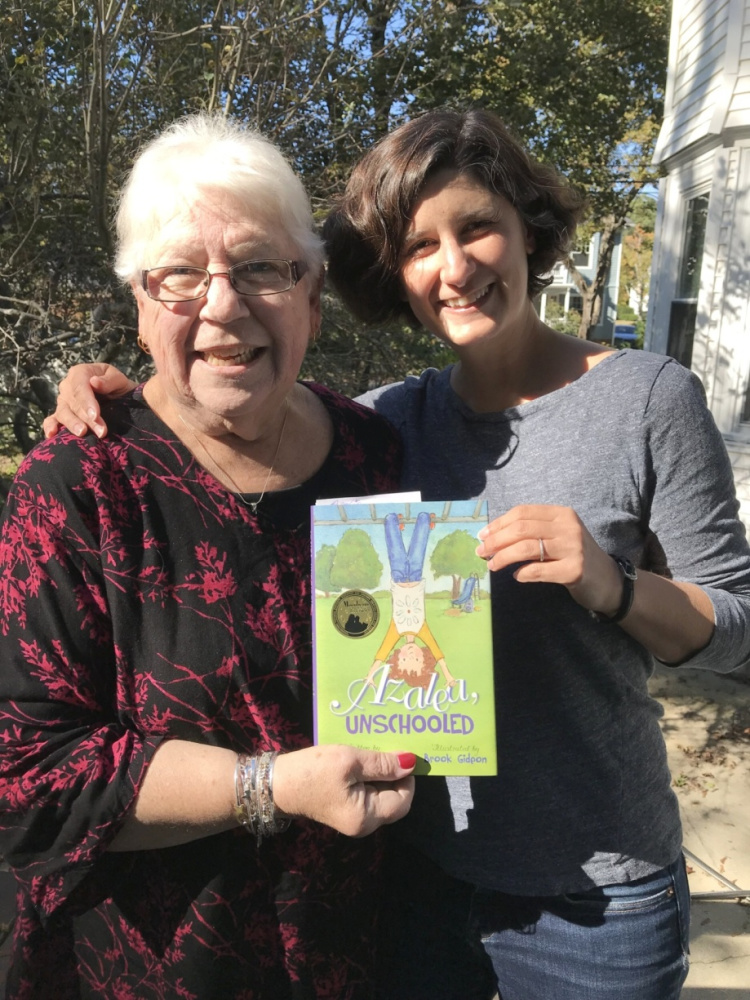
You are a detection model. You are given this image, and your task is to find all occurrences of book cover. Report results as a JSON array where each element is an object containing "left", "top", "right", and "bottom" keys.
[{"left": 311, "top": 499, "right": 496, "bottom": 776}]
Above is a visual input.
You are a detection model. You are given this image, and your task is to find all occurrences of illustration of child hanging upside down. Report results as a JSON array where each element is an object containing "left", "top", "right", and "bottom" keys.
[{"left": 365, "top": 511, "right": 456, "bottom": 689}]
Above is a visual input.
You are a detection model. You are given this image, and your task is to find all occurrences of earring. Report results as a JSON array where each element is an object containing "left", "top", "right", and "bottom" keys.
[
  {"left": 310, "top": 325, "right": 321, "bottom": 344},
  {"left": 137, "top": 333, "right": 151, "bottom": 355}
]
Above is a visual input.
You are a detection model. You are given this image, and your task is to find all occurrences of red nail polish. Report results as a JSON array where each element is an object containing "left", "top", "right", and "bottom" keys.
[{"left": 398, "top": 752, "right": 417, "bottom": 769}]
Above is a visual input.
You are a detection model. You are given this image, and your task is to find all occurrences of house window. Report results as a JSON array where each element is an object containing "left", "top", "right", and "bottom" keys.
[
  {"left": 667, "top": 193, "right": 709, "bottom": 369},
  {"left": 678, "top": 194, "right": 709, "bottom": 298},
  {"left": 571, "top": 240, "right": 591, "bottom": 268},
  {"left": 741, "top": 357, "right": 750, "bottom": 424},
  {"left": 666, "top": 300, "right": 698, "bottom": 370},
  {"left": 741, "top": 380, "right": 750, "bottom": 423}
]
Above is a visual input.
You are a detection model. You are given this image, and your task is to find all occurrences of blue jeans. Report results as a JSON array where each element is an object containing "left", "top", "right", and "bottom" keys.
[
  {"left": 475, "top": 856, "right": 691, "bottom": 1000},
  {"left": 384, "top": 511, "right": 431, "bottom": 582},
  {"left": 376, "top": 841, "right": 689, "bottom": 1000}
]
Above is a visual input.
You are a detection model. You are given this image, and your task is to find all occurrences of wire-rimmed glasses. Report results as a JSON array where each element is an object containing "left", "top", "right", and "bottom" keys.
[{"left": 141, "top": 259, "right": 309, "bottom": 302}]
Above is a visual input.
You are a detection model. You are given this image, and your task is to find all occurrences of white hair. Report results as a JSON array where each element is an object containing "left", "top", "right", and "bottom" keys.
[{"left": 114, "top": 113, "right": 324, "bottom": 282}]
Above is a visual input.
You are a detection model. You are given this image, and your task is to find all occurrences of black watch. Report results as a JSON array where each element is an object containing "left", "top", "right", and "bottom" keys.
[{"left": 589, "top": 556, "right": 638, "bottom": 624}]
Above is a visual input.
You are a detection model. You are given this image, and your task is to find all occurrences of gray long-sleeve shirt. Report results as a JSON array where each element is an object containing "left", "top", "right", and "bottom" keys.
[{"left": 356, "top": 350, "right": 750, "bottom": 894}]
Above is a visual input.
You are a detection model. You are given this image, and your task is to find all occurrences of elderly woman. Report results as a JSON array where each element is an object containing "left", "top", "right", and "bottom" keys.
[
  {"left": 54, "top": 108, "right": 750, "bottom": 1000},
  {"left": 0, "top": 115, "right": 417, "bottom": 1000}
]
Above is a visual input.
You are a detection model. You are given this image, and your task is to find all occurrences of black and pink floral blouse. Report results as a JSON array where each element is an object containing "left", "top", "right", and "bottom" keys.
[{"left": 0, "top": 383, "right": 402, "bottom": 1000}]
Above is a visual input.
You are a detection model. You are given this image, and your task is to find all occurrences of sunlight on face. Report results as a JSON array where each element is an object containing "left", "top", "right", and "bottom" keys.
[{"left": 400, "top": 170, "right": 535, "bottom": 352}]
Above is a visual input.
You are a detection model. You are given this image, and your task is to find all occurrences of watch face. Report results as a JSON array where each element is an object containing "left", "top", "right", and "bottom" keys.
[{"left": 614, "top": 556, "right": 637, "bottom": 580}]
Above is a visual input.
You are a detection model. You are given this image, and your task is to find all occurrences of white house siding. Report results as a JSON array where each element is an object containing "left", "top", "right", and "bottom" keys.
[
  {"left": 703, "top": 147, "right": 750, "bottom": 429},
  {"left": 656, "top": 0, "right": 730, "bottom": 161},
  {"left": 647, "top": 0, "right": 750, "bottom": 531},
  {"left": 726, "top": 7, "right": 750, "bottom": 125}
]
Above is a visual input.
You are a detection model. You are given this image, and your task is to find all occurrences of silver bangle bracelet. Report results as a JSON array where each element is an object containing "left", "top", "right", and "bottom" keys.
[{"left": 234, "top": 751, "right": 290, "bottom": 845}]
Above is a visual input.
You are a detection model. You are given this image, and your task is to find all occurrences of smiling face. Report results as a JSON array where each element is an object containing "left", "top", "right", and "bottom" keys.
[
  {"left": 399, "top": 170, "right": 536, "bottom": 353},
  {"left": 133, "top": 194, "right": 321, "bottom": 434}
]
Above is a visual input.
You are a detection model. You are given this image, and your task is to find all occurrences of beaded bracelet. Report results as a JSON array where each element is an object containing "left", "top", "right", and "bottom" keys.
[{"left": 234, "top": 751, "right": 291, "bottom": 845}]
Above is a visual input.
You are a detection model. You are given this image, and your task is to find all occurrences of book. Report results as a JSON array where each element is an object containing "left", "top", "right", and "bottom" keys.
[{"left": 311, "top": 497, "right": 496, "bottom": 776}]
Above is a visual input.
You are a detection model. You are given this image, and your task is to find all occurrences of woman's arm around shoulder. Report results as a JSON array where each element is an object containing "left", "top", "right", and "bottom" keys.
[{"left": 43, "top": 363, "right": 136, "bottom": 439}]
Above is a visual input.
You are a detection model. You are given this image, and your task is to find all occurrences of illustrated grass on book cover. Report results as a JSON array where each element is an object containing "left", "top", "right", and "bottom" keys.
[{"left": 311, "top": 499, "right": 496, "bottom": 776}]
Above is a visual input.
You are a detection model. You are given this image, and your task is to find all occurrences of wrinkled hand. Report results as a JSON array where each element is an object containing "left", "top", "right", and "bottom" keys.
[
  {"left": 475, "top": 504, "right": 624, "bottom": 617},
  {"left": 42, "top": 364, "right": 136, "bottom": 440},
  {"left": 273, "top": 745, "right": 416, "bottom": 838}
]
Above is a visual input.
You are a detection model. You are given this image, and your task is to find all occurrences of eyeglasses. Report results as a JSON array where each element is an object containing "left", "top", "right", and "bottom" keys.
[{"left": 141, "top": 258, "right": 309, "bottom": 302}]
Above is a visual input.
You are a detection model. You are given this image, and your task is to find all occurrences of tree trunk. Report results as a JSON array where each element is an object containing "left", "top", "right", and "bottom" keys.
[
  {"left": 569, "top": 189, "right": 643, "bottom": 339},
  {"left": 567, "top": 217, "right": 617, "bottom": 339},
  {"left": 365, "top": 0, "right": 397, "bottom": 136}
]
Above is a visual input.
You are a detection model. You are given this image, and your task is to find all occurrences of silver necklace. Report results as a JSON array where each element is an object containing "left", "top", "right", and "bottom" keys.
[{"left": 178, "top": 401, "right": 290, "bottom": 513}]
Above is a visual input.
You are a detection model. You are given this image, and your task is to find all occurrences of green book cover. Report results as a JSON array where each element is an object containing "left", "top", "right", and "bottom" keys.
[{"left": 311, "top": 499, "right": 496, "bottom": 776}]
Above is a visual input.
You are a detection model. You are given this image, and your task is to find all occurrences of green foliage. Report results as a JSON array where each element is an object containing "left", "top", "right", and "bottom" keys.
[
  {"left": 417, "top": 0, "right": 668, "bottom": 336},
  {"left": 302, "top": 289, "right": 455, "bottom": 397},
  {"left": 0, "top": 411, "right": 23, "bottom": 504},
  {"left": 430, "top": 530, "right": 488, "bottom": 583},
  {"left": 628, "top": 194, "right": 658, "bottom": 232},
  {"left": 330, "top": 528, "right": 383, "bottom": 590},
  {"left": 0, "top": 0, "right": 669, "bottom": 454},
  {"left": 314, "top": 543, "right": 341, "bottom": 596},
  {"left": 543, "top": 302, "right": 582, "bottom": 339},
  {"left": 449, "top": 0, "right": 668, "bottom": 209},
  {"left": 616, "top": 304, "right": 638, "bottom": 321},
  {"left": 0, "top": 0, "right": 470, "bottom": 450},
  {"left": 618, "top": 194, "right": 656, "bottom": 319}
]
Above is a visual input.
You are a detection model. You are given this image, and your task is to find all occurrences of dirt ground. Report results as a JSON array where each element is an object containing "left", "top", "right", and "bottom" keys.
[{"left": 649, "top": 664, "right": 750, "bottom": 999}]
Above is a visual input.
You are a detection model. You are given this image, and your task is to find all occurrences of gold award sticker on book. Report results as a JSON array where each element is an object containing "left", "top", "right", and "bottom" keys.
[{"left": 332, "top": 589, "right": 380, "bottom": 638}]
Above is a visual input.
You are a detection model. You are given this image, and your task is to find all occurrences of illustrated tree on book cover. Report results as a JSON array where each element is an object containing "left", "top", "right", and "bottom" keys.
[{"left": 431, "top": 529, "right": 484, "bottom": 604}]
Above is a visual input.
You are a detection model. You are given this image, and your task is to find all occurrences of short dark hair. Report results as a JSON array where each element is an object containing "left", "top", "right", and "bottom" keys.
[{"left": 323, "top": 108, "right": 585, "bottom": 325}]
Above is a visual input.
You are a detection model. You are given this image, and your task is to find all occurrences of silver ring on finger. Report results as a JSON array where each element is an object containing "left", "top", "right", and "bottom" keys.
[{"left": 538, "top": 538, "right": 546, "bottom": 563}]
